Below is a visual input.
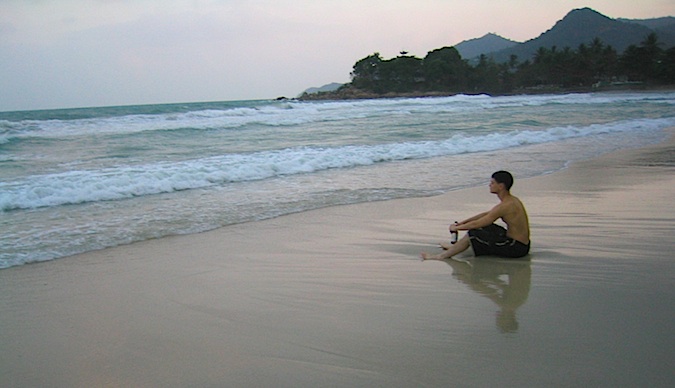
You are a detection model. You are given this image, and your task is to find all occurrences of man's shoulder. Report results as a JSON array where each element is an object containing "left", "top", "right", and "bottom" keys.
[
  {"left": 499, "top": 194, "right": 525, "bottom": 212},
  {"left": 505, "top": 192, "right": 522, "bottom": 201},
  {"left": 491, "top": 200, "right": 509, "bottom": 215}
]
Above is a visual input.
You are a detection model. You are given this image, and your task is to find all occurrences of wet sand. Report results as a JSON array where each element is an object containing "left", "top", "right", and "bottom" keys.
[{"left": 1, "top": 132, "right": 674, "bottom": 387}]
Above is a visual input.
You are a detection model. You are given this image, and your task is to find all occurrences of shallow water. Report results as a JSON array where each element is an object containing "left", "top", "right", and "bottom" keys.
[
  {"left": 0, "top": 149, "right": 673, "bottom": 386},
  {"left": 1, "top": 92, "right": 674, "bottom": 268}
]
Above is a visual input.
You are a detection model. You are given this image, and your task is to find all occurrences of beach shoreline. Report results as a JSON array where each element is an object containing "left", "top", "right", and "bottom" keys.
[
  {"left": 1, "top": 130, "right": 673, "bottom": 387},
  {"left": 297, "top": 84, "right": 675, "bottom": 101}
]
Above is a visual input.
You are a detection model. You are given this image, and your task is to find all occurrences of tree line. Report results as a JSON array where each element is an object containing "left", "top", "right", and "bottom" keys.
[{"left": 346, "top": 33, "right": 674, "bottom": 96}]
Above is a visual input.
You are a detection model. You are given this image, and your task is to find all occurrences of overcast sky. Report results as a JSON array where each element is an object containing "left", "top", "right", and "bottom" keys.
[{"left": 1, "top": 0, "right": 673, "bottom": 111}]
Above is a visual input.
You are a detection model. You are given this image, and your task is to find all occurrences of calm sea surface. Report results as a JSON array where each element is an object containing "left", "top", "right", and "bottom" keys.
[{"left": 1, "top": 92, "right": 674, "bottom": 268}]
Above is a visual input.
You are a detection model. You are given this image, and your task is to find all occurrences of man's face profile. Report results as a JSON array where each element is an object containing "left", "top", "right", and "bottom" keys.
[{"left": 489, "top": 178, "right": 500, "bottom": 193}]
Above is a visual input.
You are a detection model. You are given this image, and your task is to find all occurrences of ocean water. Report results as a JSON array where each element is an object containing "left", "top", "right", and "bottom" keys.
[{"left": 1, "top": 92, "right": 674, "bottom": 269}]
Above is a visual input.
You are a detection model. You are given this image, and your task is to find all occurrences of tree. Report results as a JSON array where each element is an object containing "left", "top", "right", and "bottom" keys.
[
  {"left": 469, "top": 54, "right": 502, "bottom": 93},
  {"left": 351, "top": 53, "right": 383, "bottom": 90},
  {"left": 571, "top": 40, "right": 619, "bottom": 85},
  {"left": 422, "top": 47, "right": 470, "bottom": 91},
  {"left": 657, "top": 47, "right": 675, "bottom": 83},
  {"left": 377, "top": 55, "right": 423, "bottom": 93},
  {"left": 341, "top": 34, "right": 673, "bottom": 98},
  {"left": 619, "top": 33, "right": 663, "bottom": 82}
]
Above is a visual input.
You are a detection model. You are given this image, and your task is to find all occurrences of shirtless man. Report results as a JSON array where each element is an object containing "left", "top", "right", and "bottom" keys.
[{"left": 421, "top": 171, "right": 530, "bottom": 260}]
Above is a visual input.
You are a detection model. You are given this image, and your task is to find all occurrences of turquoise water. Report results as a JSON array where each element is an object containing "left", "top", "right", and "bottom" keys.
[{"left": 1, "top": 92, "right": 674, "bottom": 268}]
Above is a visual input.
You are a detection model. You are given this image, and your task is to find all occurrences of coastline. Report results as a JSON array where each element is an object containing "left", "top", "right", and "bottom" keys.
[
  {"left": 297, "top": 84, "right": 675, "bottom": 101},
  {"left": 1, "top": 130, "right": 673, "bottom": 387}
]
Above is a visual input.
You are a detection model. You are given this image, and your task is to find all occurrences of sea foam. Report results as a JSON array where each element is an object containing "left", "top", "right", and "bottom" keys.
[
  {"left": 2, "top": 92, "right": 673, "bottom": 143},
  {"left": 1, "top": 117, "right": 672, "bottom": 211}
]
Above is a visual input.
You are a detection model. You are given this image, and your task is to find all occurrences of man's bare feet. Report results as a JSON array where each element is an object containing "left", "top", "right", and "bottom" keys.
[{"left": 420, "top": 252, "right": 442, "bottom": 261}]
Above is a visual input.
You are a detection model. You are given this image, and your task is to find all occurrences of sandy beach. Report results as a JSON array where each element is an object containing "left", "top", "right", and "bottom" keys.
[{"left": 1, "top": 132, "right": 674, "bottom": 387}]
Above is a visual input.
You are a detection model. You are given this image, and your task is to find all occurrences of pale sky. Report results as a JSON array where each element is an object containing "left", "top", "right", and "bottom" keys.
[{"left": 1, "top": 0, "right": 673, "bottom": 111}]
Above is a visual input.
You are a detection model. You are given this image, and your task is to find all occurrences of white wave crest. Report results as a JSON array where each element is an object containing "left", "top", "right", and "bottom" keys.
[
  {"left": 3, "top": 92, "right": 674, "bottom": 142},
  {"left": 1, "top": 117, "right": 672, "bottom": 211}
]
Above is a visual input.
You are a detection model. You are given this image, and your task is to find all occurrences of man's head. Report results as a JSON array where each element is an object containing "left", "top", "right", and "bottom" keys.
[{"left": 491, "top": 170, "right": 514, "bottom": 191}]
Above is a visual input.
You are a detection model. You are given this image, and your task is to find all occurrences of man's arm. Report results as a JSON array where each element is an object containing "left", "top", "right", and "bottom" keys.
[
  {"left": 459, "top": 211, "right": 489, "bottom": 224},
  {"left": 454, "top": 206, "right": 503, "bottom": 231}
]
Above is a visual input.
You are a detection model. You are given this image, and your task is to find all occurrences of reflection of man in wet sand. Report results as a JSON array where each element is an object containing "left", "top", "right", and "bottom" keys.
[
  {"left": 421, "top": 171, "right": 530, "bottom": 260},
  {"left": 444, "top": 258, "right": 531, "bottom": 333}
]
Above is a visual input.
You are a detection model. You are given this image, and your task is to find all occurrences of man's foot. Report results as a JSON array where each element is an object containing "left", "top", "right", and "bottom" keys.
[{"left": 420, "top": 252, "right": 443, "bottom": 261}]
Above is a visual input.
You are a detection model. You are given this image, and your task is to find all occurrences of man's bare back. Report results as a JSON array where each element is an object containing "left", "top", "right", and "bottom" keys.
[{"left": 495, "top": 194, "right": 529, "bottom": 244}]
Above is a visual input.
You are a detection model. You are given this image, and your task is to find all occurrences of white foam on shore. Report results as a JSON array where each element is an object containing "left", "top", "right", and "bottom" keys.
[
  {"left": 2, "top": 92, "right": 673, "bottom": 142},
  {"left": 2, "top": 117, "right": 672, "bottom": 211}
]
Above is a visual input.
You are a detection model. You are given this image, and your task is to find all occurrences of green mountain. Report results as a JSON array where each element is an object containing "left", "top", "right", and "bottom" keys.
[
  {"left": 301, "top": 82, "right": 344, "bottom": 95},
  {"left": 454, "top": 33, "right": 519, "bottom": 60},
  {"left": 487, "top": 8, "right": 672, "bottom": 63},
  {"left": 300, "top": 7, "right": 674, "bottom": 99},
  {"left": 619, "top": 16, "right": 675, "bottom": 47},
  {"left": 618, "top": 16, "right": 675, "bottom": 30}
]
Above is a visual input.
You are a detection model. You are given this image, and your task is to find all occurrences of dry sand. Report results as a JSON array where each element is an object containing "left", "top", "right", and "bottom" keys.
[{"left": 1, "top": 132, "right": 674, "bottom": 387}]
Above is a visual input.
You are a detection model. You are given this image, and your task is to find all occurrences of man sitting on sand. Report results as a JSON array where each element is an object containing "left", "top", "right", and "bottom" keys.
[{"left": 421, "top": 171, "right": 530, "bottom": 260}]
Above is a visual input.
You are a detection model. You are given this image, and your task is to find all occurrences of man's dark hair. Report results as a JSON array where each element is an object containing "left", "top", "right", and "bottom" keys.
[{"left": 492, "top": 170, "right": 514, "bottom": 190}]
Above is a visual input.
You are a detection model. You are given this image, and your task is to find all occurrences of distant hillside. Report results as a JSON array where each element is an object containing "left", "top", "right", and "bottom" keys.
[
  {"left": 299, "top": 7, "right": 675, "bottom": 99},
  {"left": 619, "top": 16, "right": 675, "bottom": 47},
  {"left": 618, "top": 16, "right": 675, "bottom": 30},
  {"left": 454, "top": 33, "right": 519, "bottom": 60},
  {"left": 301, "top": 82, "right": 343, "bottom": 96},
  {"left": 487, "top": 7, "right": 671, "bottom": 63}
]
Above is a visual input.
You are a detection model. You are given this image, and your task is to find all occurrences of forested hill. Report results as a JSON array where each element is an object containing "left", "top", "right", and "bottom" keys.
[
  {"left": 455, "top": 33, "right": 518, "bottom": 60},
  {"left": 487, "top": 7, "right": 674, "bottom": 64},
  {"left": 300, "top": 8, "right": 675, "bottom": 100}
]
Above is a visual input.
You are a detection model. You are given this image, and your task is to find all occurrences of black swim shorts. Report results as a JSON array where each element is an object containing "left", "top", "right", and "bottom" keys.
[{"left": 468, "top": 224, "right": 530, "bottom": 258}]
